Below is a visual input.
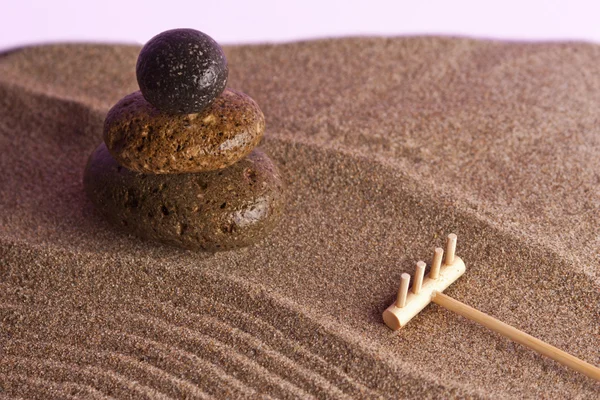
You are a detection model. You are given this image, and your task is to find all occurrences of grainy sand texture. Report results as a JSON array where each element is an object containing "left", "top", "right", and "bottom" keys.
[{"left": 0, "top": 37, "right": 599, "bottom": 398}]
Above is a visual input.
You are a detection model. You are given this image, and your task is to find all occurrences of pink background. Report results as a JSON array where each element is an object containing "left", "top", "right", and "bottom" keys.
[{"left": 3, "top": 0, "right": 600, "bottom": 50}]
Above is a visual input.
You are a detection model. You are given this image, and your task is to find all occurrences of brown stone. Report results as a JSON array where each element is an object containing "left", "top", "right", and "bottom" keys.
[
  {"left": 103, "top": 88, "right": 265, "bottom": 174},
  {"left": 84, "top": 143, "right": 285, "bottom": 251}
]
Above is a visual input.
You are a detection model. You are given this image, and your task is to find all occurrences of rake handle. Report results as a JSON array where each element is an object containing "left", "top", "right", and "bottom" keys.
[{"left": 431, "top": 291, "right": 600, "bottom": 381}]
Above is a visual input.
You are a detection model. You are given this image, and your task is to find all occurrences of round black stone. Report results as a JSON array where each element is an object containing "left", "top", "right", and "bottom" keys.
[{"left": 136, "top": 28, "right": 228, "bottom": 114}]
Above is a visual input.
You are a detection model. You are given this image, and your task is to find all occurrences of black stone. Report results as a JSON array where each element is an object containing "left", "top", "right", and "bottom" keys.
[{"left": 136, "top": 28, "right": 228, "bottom": 114}]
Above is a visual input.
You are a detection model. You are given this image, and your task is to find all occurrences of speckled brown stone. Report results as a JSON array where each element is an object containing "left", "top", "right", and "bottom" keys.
[
  {"left": 103, "top": 88, "right": 265, "bottom": 174},
  {"left": 83, "top": 143, "right": 284, "bottom": 251}
]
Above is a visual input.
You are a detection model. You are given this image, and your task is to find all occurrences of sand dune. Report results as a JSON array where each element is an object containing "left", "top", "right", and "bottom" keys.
[{"left": 0, "top": 38, "right": 598, "bottom": 398}]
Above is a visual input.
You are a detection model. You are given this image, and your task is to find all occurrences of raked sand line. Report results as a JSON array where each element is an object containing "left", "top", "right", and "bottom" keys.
[
  {"left": 123, "top": 309, "right": 361, "bottom": 398},
  {"left": 102, "top": 330, "right": 261, "bottom": 398},
  {"left": 3, "top": 338, "right": 250, "bottom": 400},
  {"left": 3, "top": 341, "right": 208, "bottom": 399},
  {"left": 134, "top": 296, "right": 380, "bottom": 397},
  {"left": 0, "top": 241, "right": 482, "bottom": 393},
  {"left": 1, "top": 355, "right": 173, "bottom": 400}
]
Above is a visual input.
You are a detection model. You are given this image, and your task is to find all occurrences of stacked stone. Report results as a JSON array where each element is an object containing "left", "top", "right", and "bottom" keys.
[{"left": 84, "top": 29, "right": 285, "bottom": 251}]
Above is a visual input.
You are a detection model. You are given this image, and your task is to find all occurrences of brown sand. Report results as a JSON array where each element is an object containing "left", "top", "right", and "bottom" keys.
[{"left": 0, "top": 37, "right": 599, "bottom": 398}]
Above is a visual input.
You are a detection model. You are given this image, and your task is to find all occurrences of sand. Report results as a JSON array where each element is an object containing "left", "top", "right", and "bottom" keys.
[{"left": 0, "top": 37, "right": 598, "bottom": 398}]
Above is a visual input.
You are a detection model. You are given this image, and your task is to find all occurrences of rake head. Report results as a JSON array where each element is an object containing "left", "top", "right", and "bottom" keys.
[{"left": 383, "top": 233, "right": 465, "bottom": 330}]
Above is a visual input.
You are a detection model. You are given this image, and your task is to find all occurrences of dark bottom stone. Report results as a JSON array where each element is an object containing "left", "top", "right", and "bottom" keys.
[{"left": 83, "top": 143, "right": 285, "bottom": 251}]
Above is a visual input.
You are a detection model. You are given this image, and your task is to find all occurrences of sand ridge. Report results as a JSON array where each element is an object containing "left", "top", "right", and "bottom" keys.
[{"left": 0, "top": 37, "right": 599, "bottom": 398}]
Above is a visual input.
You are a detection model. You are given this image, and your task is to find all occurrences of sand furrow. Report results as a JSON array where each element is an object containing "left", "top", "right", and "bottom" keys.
[
  {"left": 100, "top": 329, "right": 261, "bottom": 399},
  {"left": 0, "top": 355, "right": 172, "bottom": 399},
  {"left": 121, "top": 312, "right": 316, "bottom": 399},
  {"left": 0, "top": 372, "right": 113, "bottom": 400},
  {"left": 140, "top": 267, "right": 488, "bottom": 397},
  {"left": 3, "top": 340, "right": 213, "bottom": 400},
  {"left": 125, "top": 308, "right": 353, "bottom": 399},
  {"left": 170, "top": 268, "right": 488, "bottom": 398},
  {"left": 134, "top": 296, "right": 382, "bottom": 398},
  {"left": 0, "top": 274, "right": 370, "bottom": 398}
]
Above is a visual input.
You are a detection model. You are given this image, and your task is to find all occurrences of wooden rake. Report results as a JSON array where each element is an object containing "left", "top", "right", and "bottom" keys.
[{"left": 382, "top": 233, "right": 600, "bottom": 381}]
